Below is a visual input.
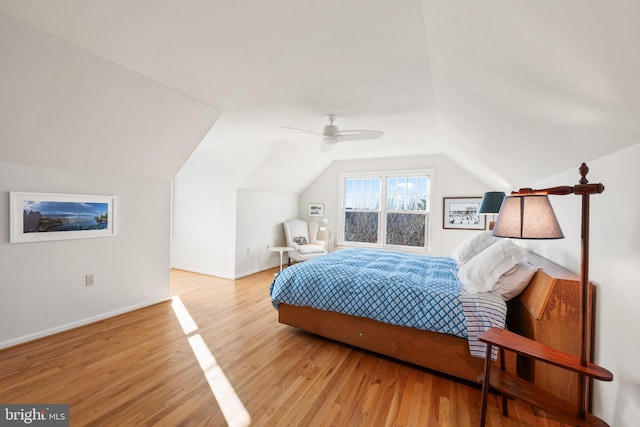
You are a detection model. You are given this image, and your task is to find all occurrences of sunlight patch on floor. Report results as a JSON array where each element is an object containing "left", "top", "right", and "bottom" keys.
[
  {"left": 171, "top": 296, "right": 251, "bottom": 426},
  {"left": 171, "top": 296, "right": 198, "bottom": 335},
  {"left": 189, "top": 334, "right": 251, "bottom": 427}
]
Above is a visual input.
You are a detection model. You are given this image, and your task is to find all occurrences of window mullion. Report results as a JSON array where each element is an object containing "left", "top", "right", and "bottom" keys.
[{"left": 380, "top": 175, "right": 387, "bottom": 247}]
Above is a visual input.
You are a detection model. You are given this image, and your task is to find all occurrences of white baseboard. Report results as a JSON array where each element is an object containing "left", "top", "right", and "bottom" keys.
[
  {"left": 234, "top": 262, "right": 282, "bottom": 279},
  {"left": 174, "top": 263, "right": 281, "bottom": 280},
  {"left": 171, "top": 263, "right": 235, "bottom": 280},
  {"left": 0, "top": 296, "right": 172, "bottom": 350}
]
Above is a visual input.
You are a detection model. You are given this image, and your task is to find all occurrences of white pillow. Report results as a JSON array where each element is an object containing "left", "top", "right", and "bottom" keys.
[
  {"left": 493, "top": 261, "right": 539, "bottom": 301},
  {"left": 451, "top": 231, "right": 501, "bottom": 265},
  {"left": 457, "top": 240, "right": 524, "bottom": 293}
]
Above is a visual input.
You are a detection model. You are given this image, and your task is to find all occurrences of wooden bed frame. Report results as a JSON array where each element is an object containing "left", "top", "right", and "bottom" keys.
[{"left": 277, "top": 251, "right": 593, "bottom": 404}]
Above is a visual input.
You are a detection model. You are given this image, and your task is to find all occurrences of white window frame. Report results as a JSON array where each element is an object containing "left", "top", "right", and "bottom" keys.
[{"left": 337, "top": 169, "right": 434, "bottom": 252}]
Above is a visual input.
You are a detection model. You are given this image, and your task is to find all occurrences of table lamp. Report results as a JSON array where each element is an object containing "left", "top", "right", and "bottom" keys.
[{"left": 478, "top": 191, "right": 506, "bottom": 230}]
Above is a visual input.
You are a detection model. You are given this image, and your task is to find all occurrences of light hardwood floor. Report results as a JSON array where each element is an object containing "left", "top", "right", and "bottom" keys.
[{"left": 0, "top": 268, "right": 572, "bottom": 426}]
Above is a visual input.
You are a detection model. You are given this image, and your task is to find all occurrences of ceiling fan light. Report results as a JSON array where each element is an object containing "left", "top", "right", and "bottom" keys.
[
  {"left": 323, "top": 124, "right": 339, "bottom": 138},
  {"left": 322, "top": 137, "right": 338, "bottom": 145}
]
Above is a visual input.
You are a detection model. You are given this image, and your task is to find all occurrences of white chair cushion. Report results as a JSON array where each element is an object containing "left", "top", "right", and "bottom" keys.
[{"left": 298, "top": 244, "right": 325, "bottom": 255}]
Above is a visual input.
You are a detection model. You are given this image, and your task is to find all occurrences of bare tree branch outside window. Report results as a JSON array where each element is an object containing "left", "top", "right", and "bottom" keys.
[{"left": 342, "top": 175, "right": 430, "bottom": 249}]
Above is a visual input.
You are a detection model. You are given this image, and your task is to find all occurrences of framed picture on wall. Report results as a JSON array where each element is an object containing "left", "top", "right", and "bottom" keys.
[
  {"left": 308, "top": 203, "right": 324, "bottom": 217},
  {"left": 442, "top": 197, "right": 485, "bottom": 230},
  {"left": 10, "top": 192, "right": 116, "bottom": 243}
]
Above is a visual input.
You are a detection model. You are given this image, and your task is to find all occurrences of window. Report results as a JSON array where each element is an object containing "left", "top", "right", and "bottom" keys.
[
  {"left": 343, "top": 178, "right": 381, "bottom": 244},
  {"left": 340, "top": 170, "right": 432, "bottom": 251}
]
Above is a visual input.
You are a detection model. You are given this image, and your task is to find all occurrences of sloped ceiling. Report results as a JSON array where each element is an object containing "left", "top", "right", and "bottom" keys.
[
  {"left": 423, "top": 1, "right": 640, "bottom": 188},
  {"left": 0, "top": 11, "right": 220, "bottom": 181},
  {"left": 0, "top": 1, "right": 638, "bottom": 188}
]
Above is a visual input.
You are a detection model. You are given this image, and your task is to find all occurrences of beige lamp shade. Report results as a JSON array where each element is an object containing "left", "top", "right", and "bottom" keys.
[{"left": 492, "top": 195, "right": 564, "bottom": 239}]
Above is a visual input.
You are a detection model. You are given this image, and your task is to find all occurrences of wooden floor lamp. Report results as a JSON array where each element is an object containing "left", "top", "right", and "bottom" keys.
[{"left": 482, "top": 163, "right": 614, "bottom": 424}]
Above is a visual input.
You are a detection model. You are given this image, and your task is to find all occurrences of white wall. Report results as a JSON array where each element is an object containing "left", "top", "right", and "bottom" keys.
[
  {"left": 300, "top": 154, "right": 492, "bottom": 255},
  {"left": 520, "top": 144, "right": 640, "bottom": 426},
  {"left": 172, "top": 142, "right": 294, "bottom": 279},
  {"left": 172, "top": 146, "right": 239, "bottom": 279},
  {"left": 0, "top": 162, "right": 171, "bottom": 349},
  {"left": 235, "top": 189, "right": 298, "bottom": 277},
  {"left": 175, "top": 150, "right": 492, "bottom": 279}
]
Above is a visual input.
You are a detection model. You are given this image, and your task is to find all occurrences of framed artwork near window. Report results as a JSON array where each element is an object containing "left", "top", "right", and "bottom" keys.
[
  {"left": 308, "top": 203, "right": 324, "bottom": 217},
  {"left": 443, "top": 197, "right": 485, "bottom": 230},
  {"left": 10, "top": 192, "right": 116, "bottom": 243}
]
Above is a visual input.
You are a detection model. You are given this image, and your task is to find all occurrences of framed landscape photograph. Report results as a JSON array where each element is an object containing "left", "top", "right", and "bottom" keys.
[
  {"left": 10, "top": 192, "right": 116, "bottom": 243},
  {"left": 308, "top": 203, "right": 324, "bottom": 217},
  {"left": 443, "top": 197, "right": 485, "bottom": 230}
]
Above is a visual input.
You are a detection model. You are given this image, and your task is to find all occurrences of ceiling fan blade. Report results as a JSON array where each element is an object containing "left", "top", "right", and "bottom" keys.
[
  {"left": 281, "top": 126, "right": 325, "bottom": 137},
  {"left": 337, "top": 130, "right": 384, "bottom": 142}
]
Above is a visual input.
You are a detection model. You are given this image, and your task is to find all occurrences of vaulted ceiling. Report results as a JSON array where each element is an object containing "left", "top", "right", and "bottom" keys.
[{"left": 1, "top": 1, "right": 639, "bottom": 189}]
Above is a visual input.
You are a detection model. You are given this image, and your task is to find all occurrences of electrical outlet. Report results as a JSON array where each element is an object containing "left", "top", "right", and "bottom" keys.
[{"left": 85, "top": 274, "right": 95, "bottom": 286}]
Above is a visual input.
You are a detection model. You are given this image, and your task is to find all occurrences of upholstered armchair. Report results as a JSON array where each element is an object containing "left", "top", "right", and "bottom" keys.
[{"left": 283, "top": 219, "right": 327, "bottom": 264}]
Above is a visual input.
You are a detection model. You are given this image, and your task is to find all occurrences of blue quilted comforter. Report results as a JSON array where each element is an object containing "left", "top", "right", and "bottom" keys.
[{"left": 270, "top": 248, "right": 468, "bottom": 338}]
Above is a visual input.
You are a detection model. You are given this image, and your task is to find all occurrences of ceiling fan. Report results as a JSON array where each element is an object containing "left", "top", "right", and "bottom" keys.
[{"left": 282, "top": 115, "right": 384, "bottom": 150}]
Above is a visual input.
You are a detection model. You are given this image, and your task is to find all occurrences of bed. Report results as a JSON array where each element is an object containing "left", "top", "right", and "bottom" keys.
[{"left": 270, "top": 235, "right": 594, "bottom": 405}]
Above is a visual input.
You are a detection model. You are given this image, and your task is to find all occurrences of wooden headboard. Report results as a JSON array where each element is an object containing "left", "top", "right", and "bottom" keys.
[{"left": 508, "top": 251, "right": 594, "bottom": 406}]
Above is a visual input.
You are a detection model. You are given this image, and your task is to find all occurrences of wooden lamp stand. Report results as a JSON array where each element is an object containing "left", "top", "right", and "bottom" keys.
[{"left": 478, "top": 163, "right": 613, "bottom": 426}]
